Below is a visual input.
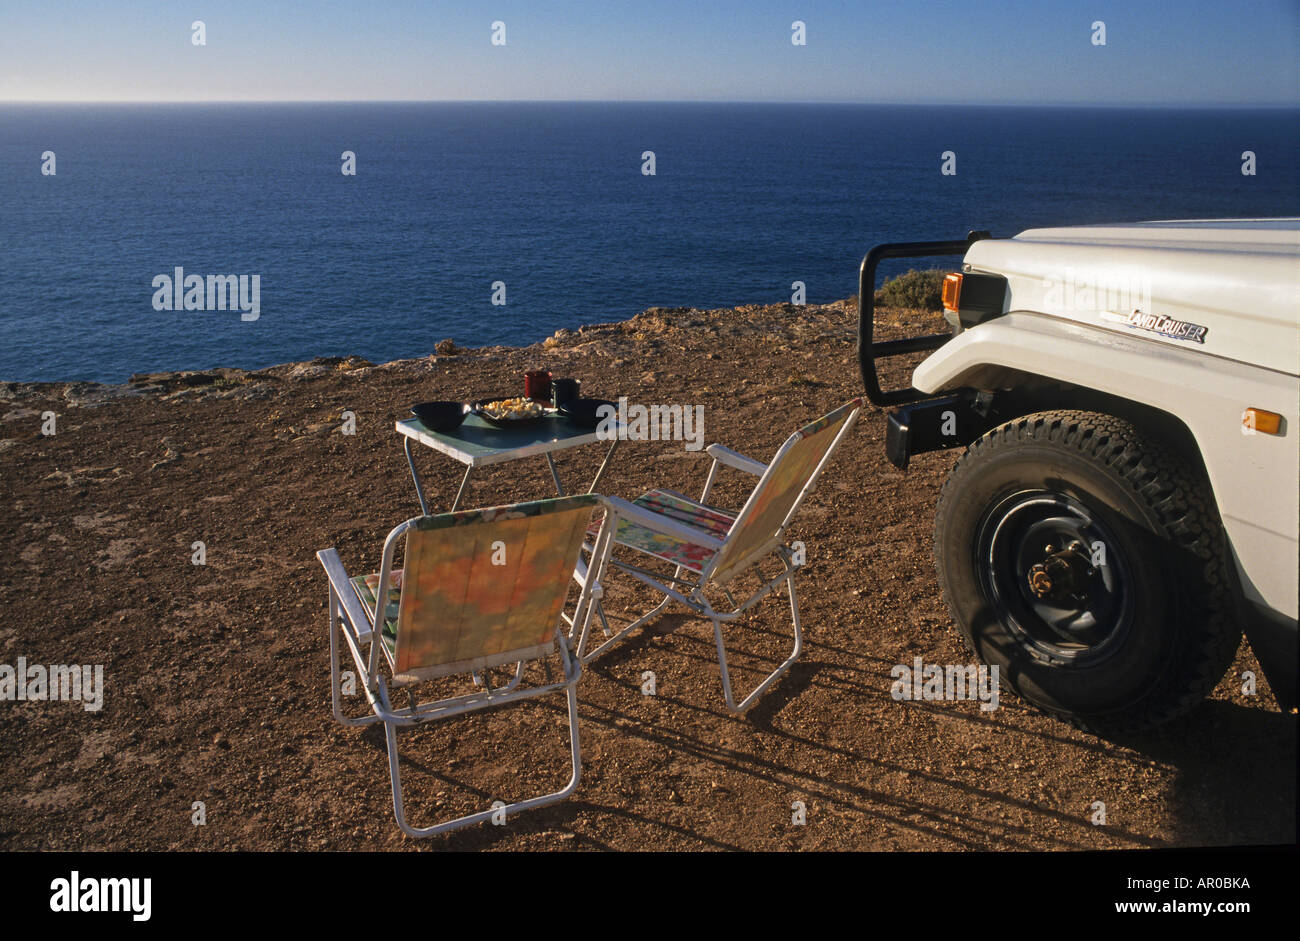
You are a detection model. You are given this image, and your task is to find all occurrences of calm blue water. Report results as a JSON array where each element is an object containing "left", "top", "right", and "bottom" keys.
[{"left": 2, "top": 103, "right": 1296, "bottom": 383}]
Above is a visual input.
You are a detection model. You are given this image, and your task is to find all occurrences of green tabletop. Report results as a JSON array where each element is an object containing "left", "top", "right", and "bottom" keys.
[{"left": 396, "top": 413, "right": 611, "bottom": 467}]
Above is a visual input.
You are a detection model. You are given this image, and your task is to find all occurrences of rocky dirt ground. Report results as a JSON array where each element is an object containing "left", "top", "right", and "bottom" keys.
[{"left": 0, "top": 300, "right": 1294, "bottom": 851}]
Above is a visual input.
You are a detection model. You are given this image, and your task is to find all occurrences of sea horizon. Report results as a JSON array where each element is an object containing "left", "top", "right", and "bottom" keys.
[{"left": 3, "top": 101, "right": 1297, "bottom": 383}]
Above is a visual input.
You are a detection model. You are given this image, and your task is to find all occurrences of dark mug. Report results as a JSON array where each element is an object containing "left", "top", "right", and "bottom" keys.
[
  {"left": 551, "top": 378, "right": 581, "bottom": 409},
  {"left": 524, "top": 369, "right": 552, "bottom": 402}
]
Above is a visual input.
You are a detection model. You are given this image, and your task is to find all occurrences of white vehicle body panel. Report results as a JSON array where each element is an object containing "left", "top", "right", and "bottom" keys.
[
  {"left": 913, "top": 220, "right": 1300, "bottom": 622},
  {"left": 963, "top": 219, "right": 1300, "bottom": 376}
]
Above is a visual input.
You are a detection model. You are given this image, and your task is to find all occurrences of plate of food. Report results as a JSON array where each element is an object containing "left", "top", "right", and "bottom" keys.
[{"left": 471, "top": 396, "right": 551, "bottom": 427}]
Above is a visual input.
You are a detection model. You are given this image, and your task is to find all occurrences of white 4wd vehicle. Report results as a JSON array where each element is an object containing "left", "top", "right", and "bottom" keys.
[{"left": 859, "top": 220, "right": 1298, "bottom": 734}]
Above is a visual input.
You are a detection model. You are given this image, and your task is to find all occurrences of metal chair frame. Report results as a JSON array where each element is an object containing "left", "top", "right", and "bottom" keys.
[
  {"left": 576, "top": 400, "right": 863, "bottom": 714},
  {"left": 317, "top": 495, "right": 615, "bottom": 837}
]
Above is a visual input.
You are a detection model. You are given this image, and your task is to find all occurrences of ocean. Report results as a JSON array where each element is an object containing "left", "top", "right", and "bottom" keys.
[{"left": 1, "top": 102, "right": 1297, "bottom": 383}]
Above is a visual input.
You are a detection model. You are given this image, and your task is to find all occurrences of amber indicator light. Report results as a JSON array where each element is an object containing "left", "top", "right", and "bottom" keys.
[
  {"left": 942, "top": 273, "right": 963, "bottom": 312},
  {"left": 1242, "top": 408, "right": 1283, "bottom": 435}
]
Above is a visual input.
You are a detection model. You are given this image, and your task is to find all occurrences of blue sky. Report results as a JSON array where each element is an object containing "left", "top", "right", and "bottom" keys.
[{"left": 2, "top": 0, "right": 1296, "bottom": 104}]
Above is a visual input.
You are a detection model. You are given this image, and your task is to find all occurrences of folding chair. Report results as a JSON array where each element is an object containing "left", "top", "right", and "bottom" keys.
[
  {"left": 577, "top": 399, "right": 864, "bottom": 714},
  {"left": 316, "top": 494, "right": 616, "bottom": 838}
]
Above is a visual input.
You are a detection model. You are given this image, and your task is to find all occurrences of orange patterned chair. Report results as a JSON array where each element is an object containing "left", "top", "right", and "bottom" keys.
[{"left": 317, "top": 494, "right": 616, "bottom": 837}]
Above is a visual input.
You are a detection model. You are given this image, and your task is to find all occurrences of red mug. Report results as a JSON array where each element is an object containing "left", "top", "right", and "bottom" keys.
[{"left": 524, "top": 369, "right": 553, "bottom": 402}]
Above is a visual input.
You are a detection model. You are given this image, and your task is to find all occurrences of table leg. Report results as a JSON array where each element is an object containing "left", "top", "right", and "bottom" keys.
[
  {"left": 404, "top": 437, "right": 430, "bottom": 517},
  {"left": 585, "top": 438, "right": 621, "bottom": 645},
  {"left": 588, "top": 438, "right": 620, "bottom": 493},
  {"left": 546, "top": 452, "right": 565, "bottom": 496},
  {"left": 451, "top": 466, "right": 473, "bottom": 511}
]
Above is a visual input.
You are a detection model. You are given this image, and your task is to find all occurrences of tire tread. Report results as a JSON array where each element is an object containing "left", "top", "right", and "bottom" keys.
[{"left": 935, "top": 409, "right": 1240, "bottom": 735}]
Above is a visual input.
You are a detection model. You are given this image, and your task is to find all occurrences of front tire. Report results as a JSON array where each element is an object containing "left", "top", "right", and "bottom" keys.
[{"left": 934, "top": 409, "right": 1240, "bottom": 735}]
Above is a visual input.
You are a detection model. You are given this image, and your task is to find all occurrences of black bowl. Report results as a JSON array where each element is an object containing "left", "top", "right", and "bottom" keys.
[
  {"left": 560, "top": 397, "right": 617, "bottom": 428},
  {"left": 411, "top": 401, "right": 469, "bottom": 432}
]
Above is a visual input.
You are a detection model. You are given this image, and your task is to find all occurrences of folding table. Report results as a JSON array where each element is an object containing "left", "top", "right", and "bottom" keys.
[{"left": 396, "top": 411, "right": 622, "bottom": 515}]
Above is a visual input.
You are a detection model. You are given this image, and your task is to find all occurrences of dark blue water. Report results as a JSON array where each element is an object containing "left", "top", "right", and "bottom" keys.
[{"left": 2, "top": 103, "right": 1296, "bottom": 383}]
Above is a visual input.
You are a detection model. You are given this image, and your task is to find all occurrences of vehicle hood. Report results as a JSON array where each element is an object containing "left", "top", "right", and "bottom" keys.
[{"left": 964, "top": 220, "right": 1300, "bottom": 376}]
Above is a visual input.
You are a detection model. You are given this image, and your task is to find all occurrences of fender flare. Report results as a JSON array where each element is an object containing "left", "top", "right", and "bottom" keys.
[{"left": 913, "top": 312, "right": 1300, "bottom": 626}]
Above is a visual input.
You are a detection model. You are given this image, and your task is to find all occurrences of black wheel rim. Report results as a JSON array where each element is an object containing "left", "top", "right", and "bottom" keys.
[{"left": 975, "top": 490, "right": 1134, "bottom": 665}]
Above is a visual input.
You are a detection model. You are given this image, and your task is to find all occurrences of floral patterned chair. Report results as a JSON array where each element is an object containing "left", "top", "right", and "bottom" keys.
[{"left": 577, "top": 399, "right": 864, "bottom": 714}]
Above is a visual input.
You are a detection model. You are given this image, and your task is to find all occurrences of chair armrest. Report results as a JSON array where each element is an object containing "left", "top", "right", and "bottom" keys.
[
  {"left": 605, "top": 496, "right": 727, "bottom": 550},
  {"left": 316, "top": 548, "right": 374, "bottom": 644},
  {"left": 572, "top": 554, "right": 604, "bottom": 594},
  {"left": 571, "top": 555, "right": 605, "bottom": 601},
  {"left": 706, "top": 444, "right": 767, "bottom": 477}
]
